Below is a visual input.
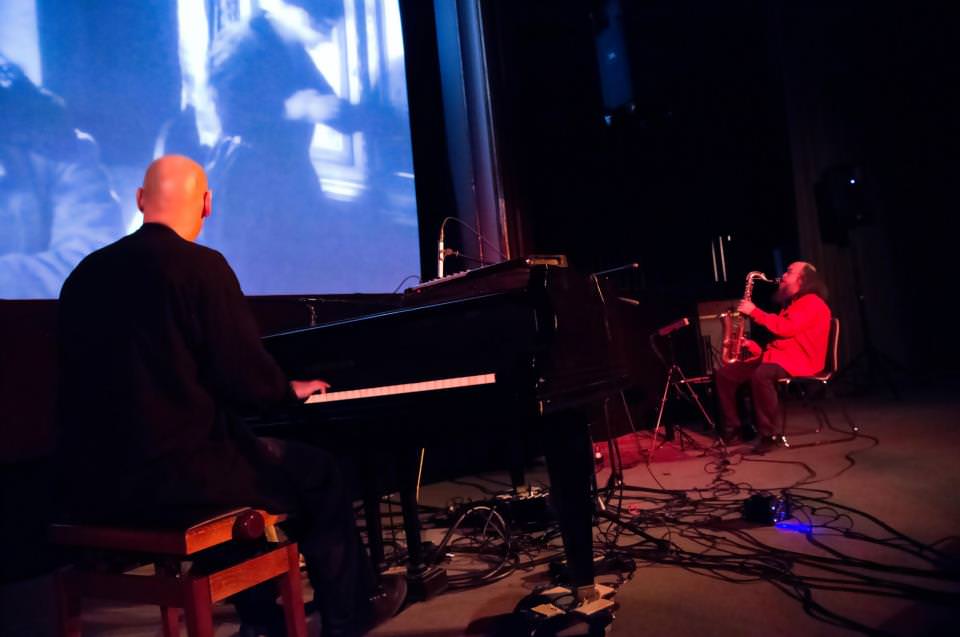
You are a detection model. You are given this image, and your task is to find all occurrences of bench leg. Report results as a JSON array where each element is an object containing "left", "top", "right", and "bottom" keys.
[
  {"left": 278, "top": 543, "right": 308, "bottom": 637},
  {"left": 160, "top": 605, "right": 180, "bottom": 637},
  {"left": 183, "top": 575, "right": 214, "bottom": 637},
  {"left": 54, "top": 570, "right": 82, "bottom": 637},
  {"left": 155, "top": 562, "right": 181, "bottom": 637}
]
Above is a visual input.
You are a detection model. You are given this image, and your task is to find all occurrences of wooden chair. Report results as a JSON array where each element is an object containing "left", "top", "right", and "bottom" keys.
[
  {"left": 50, "top": 507, "right": 306, "bottom": 637},
  {"left": 776, "top": 318, "right": 857, "bottom": 447}
]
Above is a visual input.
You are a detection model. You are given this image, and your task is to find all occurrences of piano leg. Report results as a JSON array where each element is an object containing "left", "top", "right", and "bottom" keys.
[
  {"left": 358, "top": 455, "right": 387, "bottom": 573},
  {"left": 396, "top": 447, "right": 449, "bottom": 600},
  {"left": 543, "top": 409, "right": 596, "bottom": 592}
]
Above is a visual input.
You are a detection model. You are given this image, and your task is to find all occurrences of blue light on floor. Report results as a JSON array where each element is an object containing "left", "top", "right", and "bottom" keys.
[{"left": 775, "top": 521, "right": 813, "bottom": 534}]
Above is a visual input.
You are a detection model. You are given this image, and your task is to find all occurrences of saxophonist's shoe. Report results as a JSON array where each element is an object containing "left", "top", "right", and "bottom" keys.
[
  {"left": 720, "top": 430, "right": 740, "bottom": 445},
  {"left": 749, "top": 435, "right": 779, "bottom": 455}
]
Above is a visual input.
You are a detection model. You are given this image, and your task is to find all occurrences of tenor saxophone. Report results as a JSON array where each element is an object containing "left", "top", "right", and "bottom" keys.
[{"left": 720, "top": 271, "right": 775, "bottom": 365}]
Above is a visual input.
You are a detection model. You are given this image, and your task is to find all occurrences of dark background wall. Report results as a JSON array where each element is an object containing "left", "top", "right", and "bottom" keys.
[
  {"left": 485, "top": 1, "right": 796, "bottom": 294},
  {"left": 478, "top": 0, "right": 957, "bottom": 379},
  {"left": 783, "top": 2, "right": 958, "bottom": 377}
]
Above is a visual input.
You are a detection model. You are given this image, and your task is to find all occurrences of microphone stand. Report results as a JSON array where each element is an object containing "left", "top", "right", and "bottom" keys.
[
  {"left": 588, "top": 268, "right": 639, "bottom": 502},
  {"left": 591, "top": 262, "right": 640, "bottom": 278},
  {"left": 586, "top": 269, "right": 673, "bottom": 557},
  {"left": 438, "top": 216, "right": 508, "bottom": 272},
  {"left": 648, "top": 329, "right": 718, "bottom": 459},
  {"left": 595, "top": 390, "right": 640, "bottom": 501}
]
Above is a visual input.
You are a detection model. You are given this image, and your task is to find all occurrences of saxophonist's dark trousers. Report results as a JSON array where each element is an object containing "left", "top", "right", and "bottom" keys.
[{"left": 715, "top": 361, "right": 789, "bottom": 437}]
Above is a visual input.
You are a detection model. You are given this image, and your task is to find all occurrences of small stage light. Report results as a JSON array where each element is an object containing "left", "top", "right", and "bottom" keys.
[{"left": 742, "top": 492, "right": 791, "bottom": 525}]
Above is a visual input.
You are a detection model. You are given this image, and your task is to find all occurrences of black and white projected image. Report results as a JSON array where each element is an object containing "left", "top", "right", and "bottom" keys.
[{"left": 0, "top": 0, "right": 419, "bottom": 299}]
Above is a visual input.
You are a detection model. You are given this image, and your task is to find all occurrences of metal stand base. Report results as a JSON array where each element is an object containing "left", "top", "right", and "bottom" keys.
[{"left": 649, "top": 364, "right": 718, "bottom": 459}]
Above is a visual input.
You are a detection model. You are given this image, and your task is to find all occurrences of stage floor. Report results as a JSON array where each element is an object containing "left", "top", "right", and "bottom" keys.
[{"left": 4, "top": 382, "right": 960, "bottom": 636}]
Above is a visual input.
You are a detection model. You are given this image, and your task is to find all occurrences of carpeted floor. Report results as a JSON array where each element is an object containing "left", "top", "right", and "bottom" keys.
[{"left": 3, "top": 384, "right": 959, "bottom": 636}]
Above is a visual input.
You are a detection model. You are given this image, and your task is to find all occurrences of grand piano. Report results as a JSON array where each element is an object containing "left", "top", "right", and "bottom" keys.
[{"left": 253, "top": 256, "right": 631, "bottom": 598}]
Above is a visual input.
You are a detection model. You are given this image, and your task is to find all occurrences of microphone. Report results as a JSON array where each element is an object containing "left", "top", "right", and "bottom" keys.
[
  {"left": 656, "top": 317, "right": 690, "bottom": 337},
  {"left": 437, "top": 223, "right": 446, "bottom": 279},
  {"left": 617, "top": 296, "right": 640, "bottom": 306}
]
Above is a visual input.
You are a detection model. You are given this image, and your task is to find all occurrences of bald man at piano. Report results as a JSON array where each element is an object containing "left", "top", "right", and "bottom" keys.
[{"left": 55, "top": 155, "right": 404, "bottom": 636}]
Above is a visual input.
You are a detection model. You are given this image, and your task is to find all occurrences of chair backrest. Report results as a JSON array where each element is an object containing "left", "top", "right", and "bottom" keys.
[{"left": 819, "top": 317, "right": 841, "bottom": 380}]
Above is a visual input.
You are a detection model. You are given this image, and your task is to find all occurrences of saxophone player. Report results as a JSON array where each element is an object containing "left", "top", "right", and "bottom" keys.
[{"left": 714, "top": 261, "right": 831, "bottom": 451}]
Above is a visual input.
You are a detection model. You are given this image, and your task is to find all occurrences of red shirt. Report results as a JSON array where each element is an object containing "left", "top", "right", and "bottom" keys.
[{"left": 750, "top": 293, "right": 831, "bottom": 377}]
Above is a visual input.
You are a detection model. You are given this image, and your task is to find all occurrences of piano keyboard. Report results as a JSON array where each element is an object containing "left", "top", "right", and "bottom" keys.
[{"left": 305, "top": 373, "right": 497, "bottom": 404}]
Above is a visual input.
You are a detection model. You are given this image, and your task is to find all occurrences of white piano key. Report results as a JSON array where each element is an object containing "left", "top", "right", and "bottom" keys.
[{"left": 305, "top": 373, "right": 496, "bottom": 405}]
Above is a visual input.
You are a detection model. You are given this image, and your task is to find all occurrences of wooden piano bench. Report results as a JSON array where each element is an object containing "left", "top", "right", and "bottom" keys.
[{"left": 49, "top": 508, "right": 305, "bottom": 637}]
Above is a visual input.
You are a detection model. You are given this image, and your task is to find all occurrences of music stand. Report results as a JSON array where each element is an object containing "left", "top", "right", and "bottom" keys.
[{"left": 648, "top": 323, "right": 718, "bottom": 458}]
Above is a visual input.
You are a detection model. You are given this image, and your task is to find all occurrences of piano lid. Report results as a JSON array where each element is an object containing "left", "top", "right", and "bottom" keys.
[
  {"left": 403, "top": 255, "right": 568, "bottom": 306},
  {"left": 407, "top": 255, "right": 567, "bottom": 293}
]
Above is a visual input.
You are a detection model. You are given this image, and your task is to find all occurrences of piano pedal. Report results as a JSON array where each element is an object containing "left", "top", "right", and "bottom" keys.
[{"left": 503, "top": 584, "right": 617, "bottom": 637}]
